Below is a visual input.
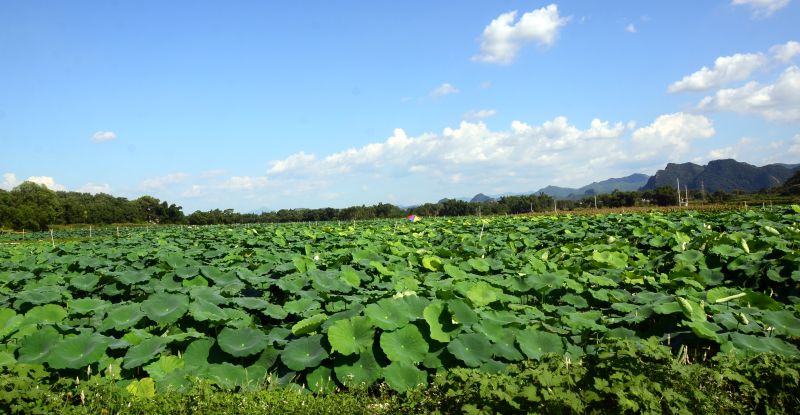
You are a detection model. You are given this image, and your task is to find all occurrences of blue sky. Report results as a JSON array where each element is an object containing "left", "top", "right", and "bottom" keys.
[{"left": 1, "top": 1, "right": 798, "bottom": 212}]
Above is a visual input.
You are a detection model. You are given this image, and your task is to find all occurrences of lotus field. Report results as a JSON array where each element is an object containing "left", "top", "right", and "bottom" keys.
[{"left": 1, "top": 207, "right": 799, "bottom": 395}]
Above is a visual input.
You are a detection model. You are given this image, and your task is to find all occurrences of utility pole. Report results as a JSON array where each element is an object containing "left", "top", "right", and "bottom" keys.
[
  {"left": 685, "top": 185, "right": 689, "bottom": 207},
  {"left": 677, "top": 178, "right": 682, "bottom": 206},
  {"left": 594, "top": 195, "right": 598, "bottom": 209}
]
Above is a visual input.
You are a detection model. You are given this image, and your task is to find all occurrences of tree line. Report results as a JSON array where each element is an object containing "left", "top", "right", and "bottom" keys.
[
  {"left": 1, "top": 180, "right": 737, "bottom": 231},
  {"left": 0, "top": 182, "right": 185, "bottom": 231}
]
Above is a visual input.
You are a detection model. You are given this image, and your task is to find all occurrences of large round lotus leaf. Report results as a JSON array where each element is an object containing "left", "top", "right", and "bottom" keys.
[
  {"left": 447, "top": 333, "right": 493, "bottom": 367},
  {"left": 70, "top": 274, "right": 100, "bottom": 291},
  {"left": 334, "top": 349, "right": 382, "bottom": 388},
  {"left": 188, "top": 299, "right": 228, "bottom": 322},
  {"left": 307, "top": 365, "right": 336, "bottom": 394},
  {"left": 183, "top": 338, "right": 214, "bottom": 374},
  {"left": 760, "top": 310, "right": 800, "bottom": 337},
  {"left": 218, "top": 327, "right": 268, "bottom": 357},
  {"left": 16, "top": 326, "right": 61, "bottom": 364},
  {"left": 467, "top": 258, "right": 490, "bottom": 273},
  {"left": 116, "top": 270, "right": 150, "bottom": 285},
  {"left": 144, "top": 355, "right": 184, "bottom": 381},
  {"left": 101, "top": 303, "right": 145, "bottom": 331},
  {"left": 16, "top": 286, "right": 61, "bottom": 305},
  {"left": 182, "top": 275, "right": 208, "bottom": 288},
  {"left": 261, "top": 304, "right": 289, "bottom": 320},
  {"left": 123, "top": 337, "right": 170, "bottom": 369},
  {"left": 68, "top": 298, "right": 111, "bottom": 315},
  {"left": 517, "top": 329, "right": 563, "bottom": 360},
  {"left": 383, "top": 361, "right": 428, "bottom": 392},
  {"left": 443, "top": 263, "right": 468, "bottom": 279},
  {"left": 189, "top": 286, "right": 226, "bottom": 305},
  {"left": 284, "top": 298, "right": 317, "bottom": 315},
  {"left": 463, "top": 281, "right": 501, "bottom": 307},
  {"left": 365, "top": 298, "right": 412, "bottom": 331},
  {"left": 24, "top": 304, "right": 67, "bottom": 325},
  {"left": 327, "top": 316, "right": 374, "bottom": 356},
  {"left": 706, "top": 287, "right": 741, "bottom": 304},
  {"left": 48, "top": 333, "right": 110, "bottom": 369},
  {"left": 0, "top": 308, "right": 22, "bottom": 338},
  {"left": 292, "top": 314, "right": 327, "bottom": 336},
  {"left": 0, "top": 351, "right": 15, "bottom": 366},
  {"left": 208, "top": 363, "right": 247, "bottom": 389},
  {"left": 266, "top": 327, "right": 291, "bottom": 345},
  {"left": 380, "top": 325, "right": 428, "bottom": 364},
  {"left": 727, "top": 333, "right": 800, "bottom": 356},
  {"left": 280, "top": 334, "right": 328, "bottom": 371},
  {"left": 141, "top": 293, "right": 189, "bottom": 325}
]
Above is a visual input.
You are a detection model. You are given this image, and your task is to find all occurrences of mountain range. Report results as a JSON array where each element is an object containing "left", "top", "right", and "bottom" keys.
[{"left": 469, "top": 159, "right": 799, "bottom": 202}]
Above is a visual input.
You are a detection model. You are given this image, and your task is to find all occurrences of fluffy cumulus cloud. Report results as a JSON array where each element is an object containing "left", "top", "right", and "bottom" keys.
[
  {"left": 473, "top": 4, "right": 570, "bottom": 64},
  {"left": 1, "top": 173, "right": 18, "bottom": 190},
  {"left": 140, "top": 173, "right": 189, "bottom": 190},
  {"left": 631, "top": 112, "right": 715, "bottom": 159},
  {"left": 668, "top": 53, "right": 767, "bottom": 93},
  {"left": 462, "top": 109, "right": 498, "bottom": 120},
  {"left": 789, "top": 134, "right": 800, "bottom": 154},
  {"left": 771, "top": 41, "right": 800, "bottom": 63},
  {"left": 625, "top": 23, "right": 637, "bottom": 33},
  {"left": 77, "top": 183, "right": 112, "bottom": 194},
  {"left": 732, "top": 0, "right": 791, "bottom": 17},
  {"left": 222, "top": 176, "right": 269, "bottom": 190},
  {"left": 25, "top": 176, "right": 67, "bottom": 191},
  {"left": 263, "top": 116, "right": 646, "bottom": 194},
  {"left": 696, "top": 65, "right": 800, "bottom": 121},
  {"left": 430, "top": 83, "right": 459, "bottom": 97},
  {"left": 91, "top": 131, "right": 117, "bottom": 142}
]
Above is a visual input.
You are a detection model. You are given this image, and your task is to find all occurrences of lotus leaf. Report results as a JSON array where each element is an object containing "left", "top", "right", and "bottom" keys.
[
  {"left": 517, "top": 329, "right": 563, "bottom": 360},
  {"left": 16, "top": 326, "right": 61, "bottom": 364},
  {"left": 70, "top": 273, "right": 100, "bottom": 291},
  {"left": 218, "top": 327, "right": 268, "bottom": 357},
  {"left": 334, "top": 349, "right": 382, "bottom": 388},
  {"left": 141, "top": 293, "right": 189, "bottom": 325},
  {"left": 365, "top": 298, "right": 413, "bottom": 330},
  {"left": 208, "top": 363, "right": 249, "bottom": 389},
  {"left": 291, "top": 313, "right": 327, "bottom": 336},
  {"left": 144, "top": 355, "right": 184, "bottom": 380},
  {"left": 25, "top": 304, "right": 67, "bottom": 325},
  {"left": 760, "top": 310, "right": 800, "bottom": 337},
  {"left": 16, "top": 286, "right": 61, "bottom": 305},
  {"left": 68, "top": 298, "right": 111, "bottom": 315},
  {"left": 188, "top": 299, "right": 228, "bottom": 322},
  {"left": 101, "top": 303, "right": 145, "bottom": 331},
  {"left": 281, "top": 334, "right": 327, "bottom": 371},
  {"left": 49, "top": 333, "right": 109, "bottom": 369},
  {"left": 380, "top": 324, "right": 428, "bottom": 364},
  {"left": 327, "top": 316, "right": 374, "bottom": 356},
  {"left": 383, "top": 361, "right": 427, "bottom": 392},
  {"left": 447, "top": 333, "right": 493, "bottom": 367},
  {"left": 126, "top": 377, "right": 156, "bottom": 397},
  {"left": 123, "top": 337, "right": 170, "bottom": 369},
  {"left": 306, "top": 365, "right": 336, "bottom": 394},
  {"left": 0, "top": 308, "right": 22, "bottom": 339}
]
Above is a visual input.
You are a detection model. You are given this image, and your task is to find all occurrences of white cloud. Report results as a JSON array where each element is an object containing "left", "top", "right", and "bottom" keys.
[
  {"left": 265, "top": 117, "right": 632, "bottom": 190},
  {"left": 668, "top": 53, "right": 767, "bottom": 93},
  {"left": 463, "top": 109, "right": 498, "bottom": 120},
  {"left": 140, "top": 173, "right": 189, "bottom": 190},
  {"left": 789, "top": 134, "right": 800, "bottom": 154},
  {"left": 91, "top": 131, "right": 117, "bottom": 142},
  {"left": 708, "top": 146, "right": 738, "bottom": 160},
  {"left": 480, "top": 81, "right": 492, "bottom": 89},
  {"left": 632, "top": 112, "right": 715, "bottom": 159},
  {"left": 430, "top": 83, "right": 459, "bottom": 97},
  {"left": 181, "top": 185, "right": 204, "bottom": 197},
  {"left": 1, "top": 173, "right": 18, "bottom": 190},
  {"left": 222, "top": 176, "right": 269, "bottom": 190},
  {"left": 25, "top": 176, "right": 67, "bottom": 191},
  {"left": 732, "top": 0, "right": 790, "bottom": 17},
  {"left": 77, "top": 183, "right": 112, "bottom": 194},
  {"left": 625, "top": 23, "right": 637, "bottom": 33},
  {"left": 472, "top": 4, "right": 570, "bottom": 64},
  {"left": 770, "top": 41, "right": 800, "bottom": 63},
  {"left": 697, "top": 65, "right": 800, "bottom": 121}
]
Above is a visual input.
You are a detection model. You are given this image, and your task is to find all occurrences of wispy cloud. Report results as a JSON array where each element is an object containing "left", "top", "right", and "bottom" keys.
[
  {"left": 732, "top": 0, "right": 791, "bottom": 18},
  {"left": 91, "top": 131, "right": 117, "bottom": 142},
  {"left": 430, "top": 83, "right": 459, "bottom": 97},
  {"left": 463, "top": 109, "right": 498, "bottom": 121}
]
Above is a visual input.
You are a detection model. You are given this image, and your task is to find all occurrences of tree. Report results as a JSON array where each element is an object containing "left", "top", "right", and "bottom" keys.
[{"left": 9, "top": 182, "right": 62, "bottom": 230}]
